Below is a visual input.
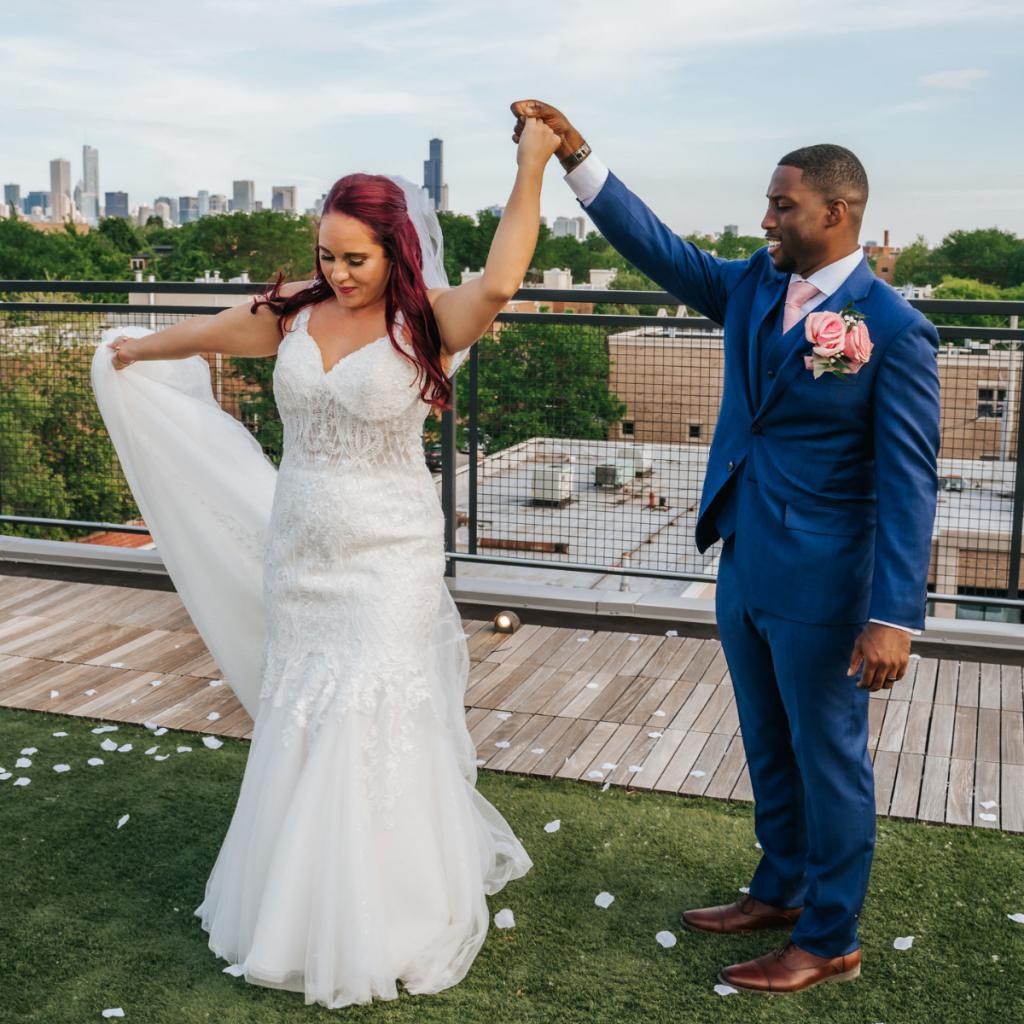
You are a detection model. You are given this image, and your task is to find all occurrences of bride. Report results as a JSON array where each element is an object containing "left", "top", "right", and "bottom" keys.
[{"left": 91, "top": 116, "right": 560, "bottom": 1007}]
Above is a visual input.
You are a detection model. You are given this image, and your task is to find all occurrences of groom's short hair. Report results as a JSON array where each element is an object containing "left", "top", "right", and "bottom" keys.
[{"left": 778, "top": 144, "right": 869, "bottom": 207}]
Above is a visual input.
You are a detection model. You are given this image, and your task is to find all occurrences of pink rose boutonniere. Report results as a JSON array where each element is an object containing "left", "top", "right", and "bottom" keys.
[{"left": 803, "top": 303, "right": 872, "bottom": 380}]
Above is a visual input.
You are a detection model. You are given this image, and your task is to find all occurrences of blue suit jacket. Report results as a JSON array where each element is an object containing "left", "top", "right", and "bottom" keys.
[{"left": 586, "top": 173, "right": 940, "bottom": 628}]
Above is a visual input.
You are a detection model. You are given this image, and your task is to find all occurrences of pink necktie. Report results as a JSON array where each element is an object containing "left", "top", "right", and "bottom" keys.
[{"left": 782, "top": 279, "right": 822, "bottom": 334}]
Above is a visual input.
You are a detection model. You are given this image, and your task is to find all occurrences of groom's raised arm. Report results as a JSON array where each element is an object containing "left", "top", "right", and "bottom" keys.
[{"left": 511, "top": 100, "right": 749, "bottom": 324}]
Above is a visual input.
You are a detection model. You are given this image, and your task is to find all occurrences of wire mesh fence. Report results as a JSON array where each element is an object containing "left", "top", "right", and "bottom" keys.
[{"left": 3, "top": 286, "right": 1024, "bottom": 617}]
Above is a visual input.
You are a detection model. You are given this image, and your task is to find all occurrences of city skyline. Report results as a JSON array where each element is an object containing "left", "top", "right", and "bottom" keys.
[{"left": 1, "top": 1, "right": 1022, "bottom": 245}]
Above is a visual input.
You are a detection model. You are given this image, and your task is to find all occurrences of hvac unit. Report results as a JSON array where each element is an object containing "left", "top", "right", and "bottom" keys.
[
  {"left": 594, "top": 463, "right": 624, "bottom": 488},
  {"left": 531, "top": 464, "right": 573, "bottom": 507},
  {"left": 616, "top": 445, "right": 654, "bottom": 479}
]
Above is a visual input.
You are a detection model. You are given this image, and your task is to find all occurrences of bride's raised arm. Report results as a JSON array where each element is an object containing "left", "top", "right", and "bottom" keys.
[
  {"left": 429, "top": 117, "right": 560, "bottom": 355},
  {"left": 105, "top": 281, "right": 310, "bottom": 370}
]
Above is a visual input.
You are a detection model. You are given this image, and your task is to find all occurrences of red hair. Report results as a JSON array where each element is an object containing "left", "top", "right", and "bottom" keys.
[{"left": 253, "top": 173, "right": 450, "bottom": 407}]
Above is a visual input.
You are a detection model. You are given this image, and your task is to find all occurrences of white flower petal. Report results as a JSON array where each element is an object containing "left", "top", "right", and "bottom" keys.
[
  {"left": 714, "top": 984, "right": 738, "bottom": 996},
  {"left": 665, "top": 630, "right": 678, "bottom": 637},
  {"left": 601, "top": 782, "right": 610, "bottom": 791},
  {"left": 648, "top": 732, "right": 663, "bottom": 738},
  {"left": 223, "top": 963, "right": 246, "bottom": 976},
  {"left": 177, "top": 746, "right": 192, "bottom": 753},
  {"left": 101, "top": 1009, "right": 125, "bottom": 1018},
  {"left": 206, "top": 712, "right": 220, "bottom": 721},
  {"left": 739, "top": 887, "right": 750, "bottom": 894},
  {"left": 50, "top": 690, "right": 59, "bottom": 698},
  {"left": 144, "top": 722, "right": 159, "bottom": 731},
  {"left": 893, "top": 935, "right": 914, "bottom": 950},
  {"left": 909, "top": 653, "right": 921, "bottom": 659},
  {"left": 576, "top": 637, "right": 589, "bottom": 643},
  {"left": 594, "top": 892, "right": 615, "bottom": 908},
  {"left": 627, "top": 636, "right": 639, "bottom": 641},
  {"left": 154, "top": 728, "right": 168, "bottom": 736},
  {"left": 15, "top": 758, "right": 31, "bottom": 768},
  {"left": 588, "top": 771, "right": 604, "bottom": 779},
  {"left": 145, "top": 746, "right": 159, "bottom": 755},
  {"left": 87, "top": 758, "right": 104, "bottom": 766},
  {"left": 981, "top": 800, "right": 997, "bottom": 809},
  {"left": 203, "top": 736, "right": 224, "bottom": 749},
  {"left": 496, "top": 712, "right": 512, "bottom": 720},
  {"left": 154, "top": 755, "right": 169, "bottom": 761},
  {"left": 117, "top": 744, "right": 132, "bottom": 753},
  {"left": 655, "top": 930, "right": 676, "bottom": 948},
  {"left": 1008, "top": 913, "right": 1024, "bottom": 924},
  {"left": 53, "top": 764, "right": 70, "bottom": 773},
  {"left": 494, "top": 908, "right": 515, "bottom": 928},
  {"left": 755, "top": 842, "right": 763, "bottom": 849},
  {"left": 586, "top": 682, "right": 599, "bottom": 689},
  {"left": 0, "top": 772, "right": 10, "bottom": 780},
  {"left": 209, "top": 680, "right": 224, "bottom": 686},
  {"left": 150, "top": 680, "right": 162, "bottom": 687},
  {"left": 474, "top": 759, "right": 486, "bottom": 766},
  {"left": 52, "top": 732, "right": 68, "bottom": 737},
  {"left": 689, "top": 769, "right": 705, "bottom": 778},
  {"left": 495, "top": 741, "right": 510, "bottom": 748},
  {"left": 21, "top": 748, "right": 37, "bottom": 755},
  {"left": 652, "top": 710, "right": 666, "bottom": 717},
  {"left": 14, "top": 777, "right": 30, "bottom": 786},
  {"left": 100, "top": 739, "right": 117, "bottom": 751},
  {"left": 980, "top": 813, "right": 997, "bottom": 822},
  {"left": 85, "top": 689, "right": 97, "bottom": 696},
  {"left": 628, "top": 765, "right": 643, "bottom": 772},
  {"left": 117, "top": 814, "right": 129, "bottom": 829},
  {"left": 544, "top": 820, "right": 561, "bottom": 833},
  {"left": 530, "top": 747, "right": 545, "bottom": 754},
  {"left": 110, "top": 662, "right": 124, "bottom": 668},
  {"left": 601, "top": 763, "right": 618, "bottom": 770}
]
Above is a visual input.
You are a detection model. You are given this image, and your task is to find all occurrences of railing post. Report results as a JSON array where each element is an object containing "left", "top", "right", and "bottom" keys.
[
  {"left": 468, "top": 345, "right": 479, "bottom": 556},
  {"left": 1009, "top": 317, "right": 1023, "bottom": 600},
  {"left": 441, "top": 382, "right": 458, "bottom": 577}
]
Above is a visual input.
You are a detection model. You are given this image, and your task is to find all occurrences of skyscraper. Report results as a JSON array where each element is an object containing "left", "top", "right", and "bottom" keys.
[
  {"left": 3, "top": 184, "right": 19, "bottom": 209},
  {"left": 155, "top": 196, "right": 179, "bottom": 225},
  {"left": 198, "top": 190, "right": 209, "bottom": 217},
  {"left": 423, "top": 139, "right": 448, "bottom": 212},
  {"left": 105, "top": 191, "right": 129, "bottom": 219},
  {"left": 25, "top": 190, "right": 50, "bottom": 216},
  {"left": 81, "top": 145, "right": 100, "bottom": 222},
  {"left": 50, "top": 158, "right": 71, "bottom": 201},
  {"left": 208, "top": 194, "right": 228, "bottom": 215},
  {"left": 179, "top": 196, "right": 200, "bottom": 224},
  {"left": 233, "top": 180, "right": 255, "bottom": 214},
  {"left": 272, "top": 185, "right": 298, "bottom": 213}
]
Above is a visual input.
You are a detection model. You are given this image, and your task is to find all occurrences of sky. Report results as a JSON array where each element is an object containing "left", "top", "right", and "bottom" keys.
[{"left": 2, "top": 0, "right": 1023, "bottom": 249}]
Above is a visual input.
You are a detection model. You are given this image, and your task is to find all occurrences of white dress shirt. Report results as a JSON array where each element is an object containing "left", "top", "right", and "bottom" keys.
[{"left": 566, "top": 155, "right": 919, "bottom": 638}]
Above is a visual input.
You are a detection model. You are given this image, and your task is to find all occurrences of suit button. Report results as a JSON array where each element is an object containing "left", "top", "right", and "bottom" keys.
[
  {"left": 727, "top": 461, "right": 735, "bottom": 472},
  {"left": 750, "top": 423, "right": 762, "bottom": 435},
  {"left": 766, "top": 369, "right": 775, "bottom": 378}
]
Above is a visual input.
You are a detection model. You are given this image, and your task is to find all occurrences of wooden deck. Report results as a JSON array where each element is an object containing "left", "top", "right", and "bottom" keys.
[{"left": 0, "top": 574, "right": 1021, "bottom": 833}]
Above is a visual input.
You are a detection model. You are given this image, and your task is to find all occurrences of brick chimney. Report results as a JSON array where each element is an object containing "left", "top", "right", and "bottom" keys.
[{"left": 884, "top": 230, "right": 890, "bottom": 247}]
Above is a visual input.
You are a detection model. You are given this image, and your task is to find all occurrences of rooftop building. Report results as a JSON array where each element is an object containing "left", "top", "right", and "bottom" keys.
[
  {"left": 553, "top": 215, "right": 586, "bottom": 242},
  {"left": 80, "top": 145, "right": 100, "bottom": 223},
  {"left": 49, "top": 158, "right": 71, "bottom": 201},
  {"left": 4, "top": 184, "right": 20, "bottom": 209},
  {"left": 272, "top": 185, "right": 298, "bottom": 213},
  {"left": 105, "top": 191, "right": 129, "bottom": 219}
]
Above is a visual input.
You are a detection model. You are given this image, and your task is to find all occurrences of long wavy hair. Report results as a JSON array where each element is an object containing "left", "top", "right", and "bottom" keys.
[{"left": 253, "top": 173, "right": 450, "bottom": 407}]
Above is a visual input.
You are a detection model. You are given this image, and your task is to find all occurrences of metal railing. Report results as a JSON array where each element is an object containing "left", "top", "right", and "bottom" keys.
[{"left": 2, "top": 279, "right": 1024, "bottom": 616}]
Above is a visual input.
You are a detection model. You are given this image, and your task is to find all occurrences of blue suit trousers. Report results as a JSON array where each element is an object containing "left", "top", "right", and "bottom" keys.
[{"left": 716, "top": 539, "right": 876, "bottom": 957}]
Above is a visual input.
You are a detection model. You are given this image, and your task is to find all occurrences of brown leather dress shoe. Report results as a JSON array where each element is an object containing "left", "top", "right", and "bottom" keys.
[
  {"left": 680, "top": 894, "right": 803, "bottom": 935},
  {"left": 719, "top": 941, "right": 861, "bottom": 994}
]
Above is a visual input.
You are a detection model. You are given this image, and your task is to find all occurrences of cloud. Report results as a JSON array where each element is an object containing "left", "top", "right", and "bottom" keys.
[{"left": 918, "top": 69, "right": 991, "bottom": 90}]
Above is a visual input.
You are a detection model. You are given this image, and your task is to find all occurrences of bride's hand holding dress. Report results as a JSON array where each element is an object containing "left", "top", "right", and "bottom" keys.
[{"left": 90, "top": 117, "right": 559, "bottom": 1009}]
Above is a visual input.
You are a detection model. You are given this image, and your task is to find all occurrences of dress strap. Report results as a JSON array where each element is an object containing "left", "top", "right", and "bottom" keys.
[{"left": 286, "top": 304, "right": 313, "bottom": 336}]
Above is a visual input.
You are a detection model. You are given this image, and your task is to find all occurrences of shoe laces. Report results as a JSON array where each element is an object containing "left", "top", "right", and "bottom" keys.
[{"left": 771, "top": 941, "right": 796, "bottom": 963}]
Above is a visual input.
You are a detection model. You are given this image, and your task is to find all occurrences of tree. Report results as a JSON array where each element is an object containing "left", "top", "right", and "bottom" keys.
[
  {"left": 928, "top": 278, "right": 1008, "bottom": 330},
  {"left": 98, "top": 216, "right": 145, "bottom": 255},
  {"left": 929, "top": 228, "right": 1024, "bottom": 289},
  {"left": 891, "top": 235, "right": 933, "bottom": 287},
  {"left": 455, "top": 323, "right": 627, "bottom": 454}
]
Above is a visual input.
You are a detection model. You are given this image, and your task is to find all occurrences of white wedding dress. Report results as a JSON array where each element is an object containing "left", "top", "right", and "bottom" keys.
[{"left": 90, "top": 305, "right": 531, "bottom": 1008}]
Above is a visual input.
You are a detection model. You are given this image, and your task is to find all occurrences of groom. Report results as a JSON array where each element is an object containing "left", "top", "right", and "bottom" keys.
[{"left": 512, "top": 101, "right": 940, "bottom": 993}]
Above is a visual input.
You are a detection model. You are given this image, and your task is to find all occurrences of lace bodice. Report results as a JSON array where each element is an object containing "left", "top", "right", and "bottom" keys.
[{"left": 273, "top": 306, "right": 431, "bottom": 471}]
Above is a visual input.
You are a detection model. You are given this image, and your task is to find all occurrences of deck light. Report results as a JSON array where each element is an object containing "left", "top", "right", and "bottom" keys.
[{"left": 493, "top": 610, "right": 521, "bottom": 634}]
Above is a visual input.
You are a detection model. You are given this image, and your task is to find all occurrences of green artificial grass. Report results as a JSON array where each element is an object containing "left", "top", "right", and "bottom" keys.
[{"left": 1, "top": 707, "right": 1022, "bottom": 1024}]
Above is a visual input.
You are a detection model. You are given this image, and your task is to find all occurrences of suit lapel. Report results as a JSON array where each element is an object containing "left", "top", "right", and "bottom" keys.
[
  {"left": 754, "top": 255, "right": 876, "bottom": 419},
  {"left": 738, "top": 271, "right": 787, "bottom": 419}
]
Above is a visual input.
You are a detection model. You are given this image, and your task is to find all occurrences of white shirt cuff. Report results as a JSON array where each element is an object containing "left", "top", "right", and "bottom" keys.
[
  {"left": 564, "top": 155, "right": 609, "bottom": 207},
  {"left": 869, "top": 618, "right": 922, "bottom": 636}
]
